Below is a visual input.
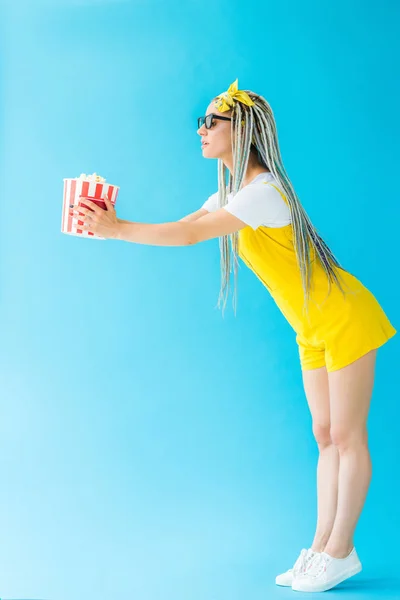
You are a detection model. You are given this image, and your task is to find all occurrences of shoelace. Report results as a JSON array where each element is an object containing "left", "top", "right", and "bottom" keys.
[
  {"left": 306, "top": 552, "right": 332, "bottom": 578},
  {"left": 293, "top": 549, "right": 312, "bottom": 575}
]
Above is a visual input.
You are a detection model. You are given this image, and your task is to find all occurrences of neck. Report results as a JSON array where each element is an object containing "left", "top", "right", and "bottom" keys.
[{"left": 223, "top": 151, "right": 269, "bottom": 189}]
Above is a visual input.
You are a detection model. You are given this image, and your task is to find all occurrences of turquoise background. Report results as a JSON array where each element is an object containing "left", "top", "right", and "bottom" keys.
[{"left": 1, "top": 0, "right": 399, "bottom": 598}]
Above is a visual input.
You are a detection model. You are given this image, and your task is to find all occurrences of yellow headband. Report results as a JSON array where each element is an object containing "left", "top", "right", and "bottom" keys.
[{"left": 214, "top": 78, "right": 255, "bottom": 113}]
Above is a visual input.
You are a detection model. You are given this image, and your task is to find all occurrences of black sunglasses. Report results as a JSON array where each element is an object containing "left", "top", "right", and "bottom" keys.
[{"left": 197, "top": 113, "right": 232, "bottom": 129}]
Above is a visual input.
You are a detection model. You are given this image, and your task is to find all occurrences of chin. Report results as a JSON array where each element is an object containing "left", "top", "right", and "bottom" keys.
[{"left": 202, "top": 147, "right": 218, "bottom": 159}]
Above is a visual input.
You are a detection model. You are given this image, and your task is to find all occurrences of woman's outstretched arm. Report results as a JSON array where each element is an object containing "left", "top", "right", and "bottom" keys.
[
  {"left": 115, "top": 208, "right": 247, "bottom": 247},
  {"left": 178, "top": 208, "right": 208, "bottom": 222}
]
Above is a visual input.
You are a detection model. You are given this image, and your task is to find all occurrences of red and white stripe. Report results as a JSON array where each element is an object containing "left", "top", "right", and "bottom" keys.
[{"left": 61, "top": 178, "right": 120, "bottom": 240}]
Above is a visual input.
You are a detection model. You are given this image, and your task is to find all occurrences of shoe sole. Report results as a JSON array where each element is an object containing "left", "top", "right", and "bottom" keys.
[{"left": 292, "top": 563, "right": 362, "bottom": 592}]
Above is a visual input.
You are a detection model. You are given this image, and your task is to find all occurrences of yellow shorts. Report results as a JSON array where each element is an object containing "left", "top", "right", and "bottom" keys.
[
  {"left": 292, "top": 268, "right": 398, "bottom": 372},
  {"left": 296, "top": 322, "right": 397, "bottom": 372}
]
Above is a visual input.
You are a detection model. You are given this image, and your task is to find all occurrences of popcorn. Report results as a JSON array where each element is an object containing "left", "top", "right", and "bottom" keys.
[
  {"left": 61, "top": 173, "right": 120, "bottom": 240},
  {"left": 77, "top": 172, "right": 106, "bottom": 183}
]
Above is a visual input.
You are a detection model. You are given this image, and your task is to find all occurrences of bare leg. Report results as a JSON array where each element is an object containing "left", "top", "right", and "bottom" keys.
[
  {"left": 302, "top": 366, "right": 339, "bottom": 553},
  {"left": 324, "top": 349, "right": 376, "bottom": 558}
]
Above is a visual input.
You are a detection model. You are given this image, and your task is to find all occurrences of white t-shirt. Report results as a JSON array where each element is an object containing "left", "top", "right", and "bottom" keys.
[{"left": 201, "top": 172, "right": 292, "bottom": 230}]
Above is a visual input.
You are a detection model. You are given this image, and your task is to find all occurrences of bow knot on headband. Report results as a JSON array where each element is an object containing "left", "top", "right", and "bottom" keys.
[{"left": 214, "top": 78, "right": 255, "bottom": 113}]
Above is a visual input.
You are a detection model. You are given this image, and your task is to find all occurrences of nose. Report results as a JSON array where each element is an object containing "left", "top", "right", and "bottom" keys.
[{"left": 197, "top": 123, "right": 207, "bottom": 136}]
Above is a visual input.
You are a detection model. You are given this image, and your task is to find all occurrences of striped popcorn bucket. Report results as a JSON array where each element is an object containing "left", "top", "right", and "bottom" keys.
[{"left": 61, "top": 178, "right": 120, "bottom": 240}]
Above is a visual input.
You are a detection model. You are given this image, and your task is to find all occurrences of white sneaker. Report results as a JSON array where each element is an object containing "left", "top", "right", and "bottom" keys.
[
  {"left": 292, "top": 547, "right": 362, "bottom": 592},
  {"left": 275, "top": 548, "right": 318, "bottom": 587}
]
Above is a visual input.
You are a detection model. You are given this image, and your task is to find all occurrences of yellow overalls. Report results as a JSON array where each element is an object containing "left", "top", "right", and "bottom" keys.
[{"left": 238, "top": 182, "right": 397, "bottom": 371}]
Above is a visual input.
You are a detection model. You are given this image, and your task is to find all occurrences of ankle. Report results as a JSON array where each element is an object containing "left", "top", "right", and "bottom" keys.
[
  {"left": 311, "top": 534, "right": 331, "bottom": 553},
  {"left": 324, "top": 543, "right": 354, "bottom": 559}
]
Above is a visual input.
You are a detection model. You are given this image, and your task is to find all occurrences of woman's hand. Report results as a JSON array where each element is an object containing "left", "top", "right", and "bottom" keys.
[{"left": 70, "top": 193, "right": 121, "bottom": 239}]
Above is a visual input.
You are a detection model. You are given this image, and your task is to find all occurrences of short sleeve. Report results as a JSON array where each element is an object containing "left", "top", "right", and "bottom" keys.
[
  {"left": 222, "top": 182, "right": 291, "bottom": 230},
  {"left": 201, "top": 191, "right": 219, "bottom": 212}
]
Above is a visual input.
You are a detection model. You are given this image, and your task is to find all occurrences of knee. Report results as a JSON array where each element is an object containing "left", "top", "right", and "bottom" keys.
[
  {"left": 312, "top": 423, "right": 332, "bottom": 449},
  {"left": 330, "top": 426, "right": 369, "bottom": 451}
]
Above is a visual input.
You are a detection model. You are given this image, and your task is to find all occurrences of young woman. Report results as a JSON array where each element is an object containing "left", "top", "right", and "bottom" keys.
[{"left": 70, "top": 79, "right": 397, "bottom": 593}]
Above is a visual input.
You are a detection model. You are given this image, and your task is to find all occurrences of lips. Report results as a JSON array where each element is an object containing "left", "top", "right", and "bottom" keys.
[{"left": 202, "top": 142, "right": 209, "bottom": 147}]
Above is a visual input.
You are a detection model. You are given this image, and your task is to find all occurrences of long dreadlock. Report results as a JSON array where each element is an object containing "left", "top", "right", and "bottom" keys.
[{"left": 212, "top": 90, "right": 352, "bottom": 318}]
